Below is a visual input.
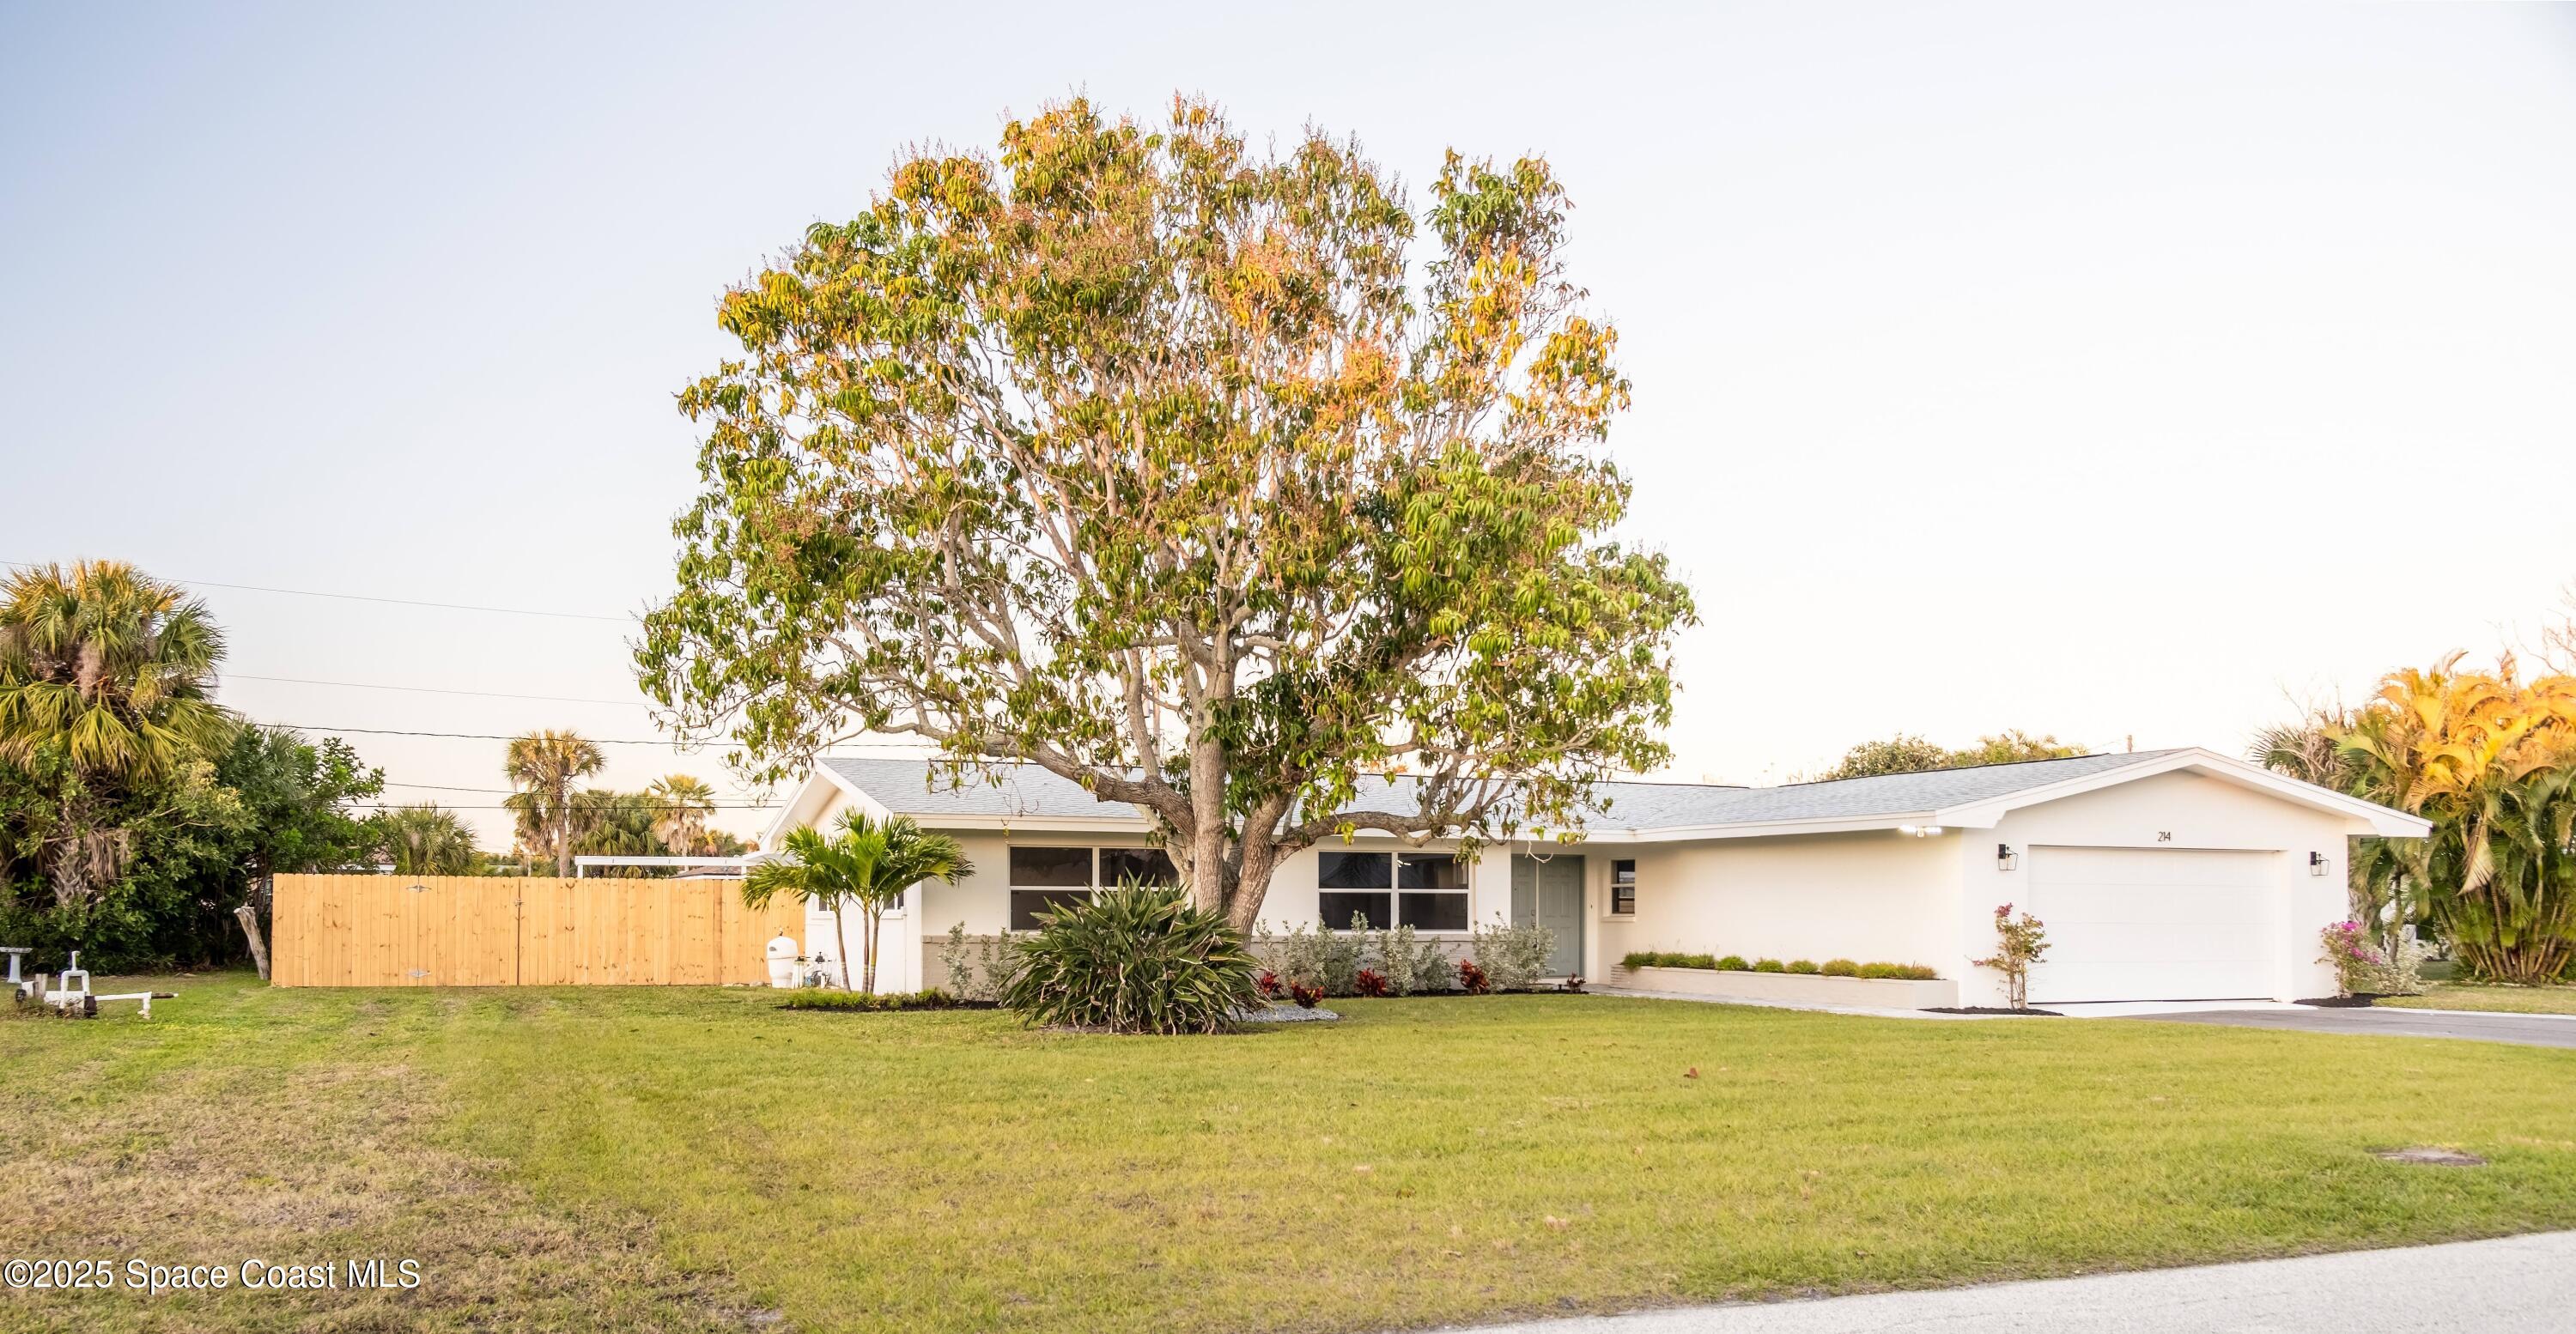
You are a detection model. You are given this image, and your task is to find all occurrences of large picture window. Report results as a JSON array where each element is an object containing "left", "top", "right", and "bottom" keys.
[
  {"left": 1317, "top": 850, "right": 1468, "bottom": 931},
  {"left": 1097, "top": 847, "right": 1179, "bottom": 888},
  {"left": 1006, "top": 846, "right": 1179, "bottom": 929}
]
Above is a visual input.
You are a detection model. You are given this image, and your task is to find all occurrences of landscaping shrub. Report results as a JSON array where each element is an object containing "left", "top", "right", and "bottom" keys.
[
  {"left": 1255, "top": 970, "right": 1285, "bottom": 1000},
  {"left": 1470, "top": 915, "right": 1556, "bottom": 991},
  {"left": 1000, "top": 883, "right": 1262, "bottom": 1034},
  {"left": 1289, "top": 982, "right": 1323, "bottom": 1009},
  {"left": 1455, "top": 960, "right": 1491, "bottom": 994},
  {"left": 1715, "top": 954, "right": 1748, "bottom": 971},
  {"left": 1684, "top": 952, "right": 1719, "bottom": 969},
  {"left": 1370, "top": 922, "right": 1454, "bottom": 995},
  {"left": 2320, "top": 919, "right": 2425, "bottom": 996},
  {"left": 1786, "top": 960, "right": 1821, "bottom": 975},
  {"left": 1975, "top": 903, "right": 2050, "bottom": 1010},
  {"left": 1851, "top": 962, "right": 1940, "bottom": 980},
  {"left": 781, "top": 987, "right": 964, "bottom": 1012},
  {"left": 1821, "top": 959, "right": 1859, "bottom": 977},
  {"left": 1753, "top": 958, "right": 1785, "bottom": 973},
  {"left": 1619, "top": 950, "right": 1660, "bottom": 970},
  {"left": 1354, "top": 968, "right": 1389, "bottom": 997}
]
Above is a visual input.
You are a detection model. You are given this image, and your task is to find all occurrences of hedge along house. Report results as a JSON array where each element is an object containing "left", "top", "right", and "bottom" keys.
[{"left": 764, "top": 749, "right": 2425, "bottom": 1007}]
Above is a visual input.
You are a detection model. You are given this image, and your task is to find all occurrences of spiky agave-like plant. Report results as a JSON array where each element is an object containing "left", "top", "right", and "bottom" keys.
[{"left": 1001, "top": 882, "right": 1263, "bottom": 1034}]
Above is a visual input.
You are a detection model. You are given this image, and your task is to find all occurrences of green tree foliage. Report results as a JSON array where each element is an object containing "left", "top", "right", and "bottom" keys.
[
  {"left": 0, "top": 564, "right": 385, "bottom": 967},
  {"left": 637, "top": 95, "right": 1694, "bottom": 928},
  {"left": 0, "top": 560, "right": 237, "bottom": 904},
  {"left": 1811, "top": 731, "right": 2084, "bottom": 782},
  {"left": 219, "top": 725, "right": 383, "bottom": 879},
  {"left": 744, "top": 810, "right": 971, "bottom": 992},
  {"left": 374, "top": 803, "right": 481, "bottom": 876},
  {"left": 647, "top": 773, "right": 718, "bottom": 856},
  {"left": 503, "top": 729, "right": 605, "bottom": 877},
  {"left": 2257, "top": 652, "right": 2576, "bottom": 983}
]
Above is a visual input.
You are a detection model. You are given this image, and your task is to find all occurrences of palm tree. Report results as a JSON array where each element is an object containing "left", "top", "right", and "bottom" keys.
[
  {"left": 0, "top": 560, "right": 237, "bottom": 904},
  {"left": 376, "top": 803, "right": 481, "bottom": 876},
  {"left": 568, "top": 788, "right": 665, "bottom": 876},
  {"left": 647, "top": 773, "right": 717, "bottom": 856},
  {"left": 743, "top": 810, "right": 972, "bottom": 992},
  {"left": 502, "top": 729, "right": 605, "bottom": 877}
]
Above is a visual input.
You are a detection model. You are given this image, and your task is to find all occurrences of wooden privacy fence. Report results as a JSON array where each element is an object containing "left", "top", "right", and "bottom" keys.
[{"left": 270, "top": 875, "right": 805, "bottom": 987}]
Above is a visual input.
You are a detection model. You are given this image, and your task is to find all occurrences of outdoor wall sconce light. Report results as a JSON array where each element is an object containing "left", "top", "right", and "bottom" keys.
[
  {"left": 1997, "top": 843, "right": 2019, "bottom": 871},
  {"left": 2310, "top": 851, "right": 2329, "bottom": 876}
]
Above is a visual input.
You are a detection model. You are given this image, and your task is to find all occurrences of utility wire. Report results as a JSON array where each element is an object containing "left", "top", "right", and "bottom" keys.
[
  {"left": 223, "top": 672, "right": 653, "bottom": 707},
  {"left": 1, "top": 558, "right": 637, "bottom": 623},
  {"left": 264, "top": 719, "right": 944, "bottom": 754},
  {"left": 352, "top": 803, "right": 780, "bottom": 811}
]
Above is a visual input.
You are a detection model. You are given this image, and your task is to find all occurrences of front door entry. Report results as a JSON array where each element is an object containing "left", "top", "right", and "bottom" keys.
[{"left": 1510, "top": 854, "right": 1585, "bottom": 978}]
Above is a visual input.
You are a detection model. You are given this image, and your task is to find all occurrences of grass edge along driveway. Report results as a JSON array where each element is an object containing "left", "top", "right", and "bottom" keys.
[
  {"left": 8, "top": 974, "right": 2576, "bottom": 1334},
  {"left": 2378, "top": 983, "right": 2576, "bottom": 1016}
]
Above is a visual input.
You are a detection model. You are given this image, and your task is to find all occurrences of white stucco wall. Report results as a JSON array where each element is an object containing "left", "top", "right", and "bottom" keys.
[
  {"left": 1598, "top": 830, "right": 1963, "bottom": 975},
  {"left": 1957, "top": 768, "right": 2361, "bottom": 1005}
]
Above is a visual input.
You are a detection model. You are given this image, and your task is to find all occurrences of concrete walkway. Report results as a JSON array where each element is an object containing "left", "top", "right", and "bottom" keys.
[
  {"left": 2125, "top": 1004, "right": 2576, "bottom": 1050},
  {"left": 1425, "top": 1231, "right": 2576, "bottom": 1334}
]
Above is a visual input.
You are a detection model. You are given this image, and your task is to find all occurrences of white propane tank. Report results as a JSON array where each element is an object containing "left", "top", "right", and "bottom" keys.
[{"left": 766, "top": 935, "right": 801, "bottom": 989}]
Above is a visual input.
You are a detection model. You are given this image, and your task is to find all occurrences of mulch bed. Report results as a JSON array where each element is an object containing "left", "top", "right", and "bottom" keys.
[
  {"left": 2295, "top": 995, "right": 2383, "bottom": 1008},
  {"left": 1921, "top": 1005, "right": 2066, "bottom": 1016}
]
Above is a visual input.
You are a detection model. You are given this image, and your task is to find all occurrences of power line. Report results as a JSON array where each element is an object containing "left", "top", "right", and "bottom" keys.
[
  {"left": 354, "top": 802, "right": 780, "bottom": 811},
  {"left": 268, "top": 722, "right": 694, "bottom": 746},
  {"left": 1, "top": 559, "right": 637, "bottom": 623},
  {"left": 264, "top": 719, "right": 945, "bottom": 754},
  {"left": 224, "top": 672, "right": 653, "bottom": 707}
]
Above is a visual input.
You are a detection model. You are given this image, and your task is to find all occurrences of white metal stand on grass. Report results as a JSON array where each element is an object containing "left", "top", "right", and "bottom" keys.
[{"left": 13, "top": 949, "right": 155, "bottom": 1018}]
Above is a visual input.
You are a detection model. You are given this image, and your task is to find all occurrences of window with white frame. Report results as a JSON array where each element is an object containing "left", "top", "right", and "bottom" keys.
[
  {"left": 1007, "top": 845, "right": 1179, "bottom": 930},
  {"left": 1315, "top": 850, "right": 1467, "bottom": 931},
  {"left": 1611, "top": 858, "right": 1637, "bottom": 916}
]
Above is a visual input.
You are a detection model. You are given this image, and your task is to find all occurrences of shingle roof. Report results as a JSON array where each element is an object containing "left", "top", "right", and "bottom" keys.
[{"left": 818, "top": 750, "right": 2184, "bottom": 833}]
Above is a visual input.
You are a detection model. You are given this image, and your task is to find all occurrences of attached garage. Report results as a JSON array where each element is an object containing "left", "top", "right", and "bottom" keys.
[{"left": 2024, "top": 846, "right": 2276, "bottom": 1003}]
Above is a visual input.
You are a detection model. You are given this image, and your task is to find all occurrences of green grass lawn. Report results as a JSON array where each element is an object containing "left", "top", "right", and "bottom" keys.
[
  {"left": 8, "top": 973, "right": 2576, "bottom": 1334},
  {"left": 2379, "top": 982, "right": 2576, "bottom": 1016}
]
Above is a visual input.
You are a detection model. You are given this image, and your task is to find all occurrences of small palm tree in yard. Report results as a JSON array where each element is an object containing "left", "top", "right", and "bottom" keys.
[{"left": 744, "top": 810, "right": 970, "bottom": 992}]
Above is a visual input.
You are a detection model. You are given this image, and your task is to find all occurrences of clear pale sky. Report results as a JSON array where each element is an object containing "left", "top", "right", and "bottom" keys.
[{"left": 5, "top": 3, "right": 2573, "bottom": 846}]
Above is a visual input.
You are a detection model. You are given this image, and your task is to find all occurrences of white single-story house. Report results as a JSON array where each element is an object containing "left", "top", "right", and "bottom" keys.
[{"left": 762, "top": 749, "right": 2427, "bottom": 1007}]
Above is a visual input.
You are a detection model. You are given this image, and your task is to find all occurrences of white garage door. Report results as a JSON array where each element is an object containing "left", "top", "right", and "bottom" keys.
[{"left": 2025, "top": 847, "right": 2276, "bottom": 1003}]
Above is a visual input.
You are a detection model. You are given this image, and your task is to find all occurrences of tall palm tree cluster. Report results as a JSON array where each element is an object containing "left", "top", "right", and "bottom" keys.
[
  {"left": 0, "top": 560, "right": 235, "bottom": 905},
  {"left": 495, "top": 731, "right": 739, "bottom": 877},
  {"left": 2254, "top": 652, "right": 2576, "bottom": 984}
]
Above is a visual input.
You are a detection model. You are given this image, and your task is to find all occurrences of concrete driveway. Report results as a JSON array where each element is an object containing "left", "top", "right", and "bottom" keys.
[
  {"left": 1427, "top": 1231, "right": 2576, "bottom": 1334},
  {"left": 2119, "top": 1005, "right": 2576, "bottom": 1049}
]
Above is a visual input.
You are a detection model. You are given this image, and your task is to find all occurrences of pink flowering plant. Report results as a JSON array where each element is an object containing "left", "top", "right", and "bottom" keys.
[
  {"left": 2319, "top": 919, "right": 2424, "bottom": 997},
  {"left": 1974, "top": 903, "right": 2050, "bottom": 1010}
]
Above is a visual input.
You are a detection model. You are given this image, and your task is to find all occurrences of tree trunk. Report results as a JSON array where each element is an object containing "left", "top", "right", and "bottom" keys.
[
  {"left": 862, "top": 907, "right": 879, "bottom": 994},
  {"left": 831, "top": 897, "right": 855, "bottom": 991},
  {"left": 234, "top": 904, "right": 271, "bottom": 982},
  {"left": 1185, "top": 738, "right": 1230, "bottom": 917}
]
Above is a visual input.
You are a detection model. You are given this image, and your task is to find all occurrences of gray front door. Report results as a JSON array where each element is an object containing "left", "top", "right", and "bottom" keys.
[{"left": 1510, "top": 854, "right": 1585, "bottom": 977}]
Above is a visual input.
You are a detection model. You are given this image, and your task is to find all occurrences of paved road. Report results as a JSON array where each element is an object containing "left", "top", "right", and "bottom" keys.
[
  {"left": 1430, "top": 1231, "right": 2576, "bottom": 1334},
  {"left": 2125, "top": 1005, "right": 2576, "bottom": 1049}
]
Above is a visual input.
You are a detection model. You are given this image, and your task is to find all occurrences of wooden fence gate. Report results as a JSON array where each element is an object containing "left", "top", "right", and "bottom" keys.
[{"left": 269, "top": 875, "right": 805, "bottom": 987}]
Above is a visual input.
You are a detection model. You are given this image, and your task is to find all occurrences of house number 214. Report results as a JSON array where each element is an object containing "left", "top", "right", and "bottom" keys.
[{"left": 2155, "top": 831, "right": 2172, "bottom": 841}]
